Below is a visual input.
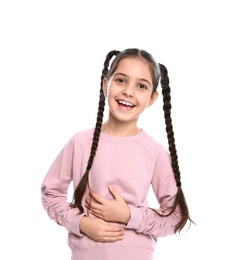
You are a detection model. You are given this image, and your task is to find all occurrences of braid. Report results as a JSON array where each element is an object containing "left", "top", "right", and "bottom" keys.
[
  {"left": 159, "top": 63, "right": 181, "bottom": 187},
  {"left": 159, "top": 63, "right": 193, "bottom": 232},
  {"left": 70, "top": 50, "right": 120, "bottom": 212}
]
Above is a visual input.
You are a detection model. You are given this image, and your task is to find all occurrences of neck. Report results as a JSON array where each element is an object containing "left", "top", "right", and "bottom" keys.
[{"left": 102, "top": 121, "right": 141, "bottom": 137}]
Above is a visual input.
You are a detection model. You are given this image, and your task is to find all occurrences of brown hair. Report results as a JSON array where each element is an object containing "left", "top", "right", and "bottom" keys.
[{"left": 71, "top": 48, "right": 193, "bottom": 233}]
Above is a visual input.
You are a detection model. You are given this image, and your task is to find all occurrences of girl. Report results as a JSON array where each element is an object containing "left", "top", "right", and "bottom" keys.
[{"left": 41, "top": 48, "right": 193, "bottom": 260}]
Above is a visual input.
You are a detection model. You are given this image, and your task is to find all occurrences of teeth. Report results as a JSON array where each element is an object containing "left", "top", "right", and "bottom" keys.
[{"left": 118, "top": 100, "right": 134, "bottom": 107}]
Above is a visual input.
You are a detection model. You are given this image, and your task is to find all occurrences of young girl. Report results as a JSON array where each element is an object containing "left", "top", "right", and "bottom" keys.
[{"left": 41, "top": 48, "right": 193, "bottom": 260}]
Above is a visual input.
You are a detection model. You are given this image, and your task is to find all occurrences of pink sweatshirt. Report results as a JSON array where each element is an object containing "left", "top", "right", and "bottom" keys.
[{"left": 41, "top": 128, "right": 181, "bottom": 260}]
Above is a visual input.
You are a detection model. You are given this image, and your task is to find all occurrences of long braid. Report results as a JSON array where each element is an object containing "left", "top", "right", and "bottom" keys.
[
  {"left": 159, "top": 63, "right": 181, "bottom": 187},
  {"left": 86, "top": 51, "right": 121, "bottom": 172},
  {"left": 159, "top": 63, "right": 192, "bottom": 232},
  {"left": 70, "top": 50, "right": 120, "bottom": 212},
  {"left": 87, "top": 50, "right": 121, "bottom": 170}
]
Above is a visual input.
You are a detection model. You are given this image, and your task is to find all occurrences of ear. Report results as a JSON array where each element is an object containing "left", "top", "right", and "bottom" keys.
[
  {"left": 147, "top": 91, "right": 158, "bottom": 107},
  {"left": 102, "top": 78, "right": 108, "bottom": 97}
]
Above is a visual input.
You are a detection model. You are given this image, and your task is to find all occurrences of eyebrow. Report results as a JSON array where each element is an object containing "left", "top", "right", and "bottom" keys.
[{"left": 114, "top": 73, "right": 152, "bottom": 87}]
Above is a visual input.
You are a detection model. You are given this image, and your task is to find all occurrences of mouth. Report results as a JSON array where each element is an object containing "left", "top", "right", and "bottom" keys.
[
  {"left": 116, "top": 99, "right": 136, "bottom": 111},
  {"left": 117, "top": 100, "right": 135, "bottom": 107}
]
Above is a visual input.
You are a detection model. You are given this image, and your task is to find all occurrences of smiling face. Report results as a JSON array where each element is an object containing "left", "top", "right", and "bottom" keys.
[{"left": 103, "top": 57, "right": 158, "bottom": 128}]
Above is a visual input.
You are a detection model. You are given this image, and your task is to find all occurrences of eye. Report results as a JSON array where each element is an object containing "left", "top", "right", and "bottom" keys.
[
  {"left": 138, "top": 84, "right": 147, "bottom": 90},
  {"left": 116, "top": 78, "right": 125, "bottom": 84}
]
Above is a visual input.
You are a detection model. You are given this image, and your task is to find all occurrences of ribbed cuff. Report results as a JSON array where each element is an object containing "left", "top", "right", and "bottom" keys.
[
  {"left": 68, "top": 213, "right": 86, "bottom": 237},
  {"left": 125, "top": 206, "right": 143, "bottom": 230}
]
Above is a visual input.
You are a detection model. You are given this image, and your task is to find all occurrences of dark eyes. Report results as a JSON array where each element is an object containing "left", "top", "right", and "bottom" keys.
[
  {"left": 116, "top": 78, "right": 125, "bottom": 83},
  {"left": 138, "top": 84, "right": 147, "bottom": 90},
  {"left": 116, "top": 78, "right": 148, "bottom": 90}
]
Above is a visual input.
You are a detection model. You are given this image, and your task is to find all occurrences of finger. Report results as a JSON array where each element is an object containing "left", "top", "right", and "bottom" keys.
[
  {"left": 103, "top": 225, "right": 125, "bottom": 236},
  {"left": 85, "top": 196, "right": 100, "bottom": 210},
  {"left": 85, "top": 196, "right": 91, "bottom": 205},
  {"left": 108, "top": 185, "right": 123, "bottom": 201},
  {"left": 95, "top": 223, "right": 124, "bottom": 242},
  {"left": 85, "top": 199, "right": 93, "bottom": 210},
  {"left": 104, "top": 231, "right": 124, "bottom": 242},
  {"left": 85, "top": 201, "right": 100, "bottom": 212},
  {"left": 90, "top": 190, "right": 106, "bottom": 204},
  {"left": 100, "top": 234, "right": 124, "bottom": 242},
  {"left": 87, "top": 208, "right": 102, "bottom": 218}
]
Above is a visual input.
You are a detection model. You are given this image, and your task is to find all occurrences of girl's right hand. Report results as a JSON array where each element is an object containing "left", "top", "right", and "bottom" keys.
[{"left": 79, "top": 216, "right": 124, "bottom": 243}]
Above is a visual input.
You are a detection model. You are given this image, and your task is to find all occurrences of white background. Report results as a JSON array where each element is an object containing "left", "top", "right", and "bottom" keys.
[{"left": 1, "top": 0, "right": 233, "bottom": 259}]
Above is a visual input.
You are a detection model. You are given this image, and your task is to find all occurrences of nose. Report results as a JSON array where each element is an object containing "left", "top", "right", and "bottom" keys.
[{"left": 122, "top": 85, "right": 134, "bottom": 98}]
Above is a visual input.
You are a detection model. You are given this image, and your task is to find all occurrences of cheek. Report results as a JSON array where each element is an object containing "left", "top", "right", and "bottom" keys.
[
  {"left": 140, "top": 96, "right": 153, "bottom": 107},
  {"left": 107, "top": 85, "right": 118, "bottom": 97}
]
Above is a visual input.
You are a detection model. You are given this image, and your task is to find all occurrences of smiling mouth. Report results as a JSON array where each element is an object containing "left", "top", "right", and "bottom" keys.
[{"left": 117, "top": 100, "right": 135, "bottom": 107}]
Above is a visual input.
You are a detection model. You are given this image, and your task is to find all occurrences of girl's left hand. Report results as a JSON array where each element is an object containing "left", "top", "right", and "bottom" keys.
[{"left": 85, "top": 185, "right": 130, "bottom": 224}]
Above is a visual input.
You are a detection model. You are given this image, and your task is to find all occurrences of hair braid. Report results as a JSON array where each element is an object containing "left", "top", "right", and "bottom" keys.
[
  {"left": 159, "top": 63, "right": 193, "bottom": 232},
  {"left": 159, "top": 63, "right": 181, "bottom": 187},
  {"left": 86, "top": 50, "right": 121, "bottom": 172},
  {"left": 70, "top": 50, "right": 120, "bottom": 212}
]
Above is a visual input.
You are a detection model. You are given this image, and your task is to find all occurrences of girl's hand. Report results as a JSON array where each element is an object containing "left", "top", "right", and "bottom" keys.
[
  {"left": 79, "top": 216, "right": 124, "bottom": 242},
  {"left": 85, "top": 185, "right": 130, "bottom": 224}
]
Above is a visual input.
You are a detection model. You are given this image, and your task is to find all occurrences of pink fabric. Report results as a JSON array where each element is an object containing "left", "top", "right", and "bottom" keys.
[{"left": 41, "top": 128, "right": 181, "bottom": 259}]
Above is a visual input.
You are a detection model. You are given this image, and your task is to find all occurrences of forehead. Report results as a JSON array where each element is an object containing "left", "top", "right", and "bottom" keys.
[{"left": 114, "top": 57, "right": 152, "bottom": 81}]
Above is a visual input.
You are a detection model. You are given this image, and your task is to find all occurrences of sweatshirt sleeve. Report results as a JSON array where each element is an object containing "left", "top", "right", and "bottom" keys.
[
  {"left": 41, "top": 137, "right": 85, "bottom": 237},
  {"left": 125, "top": 149, "right": 182, "bottom": 237}
]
